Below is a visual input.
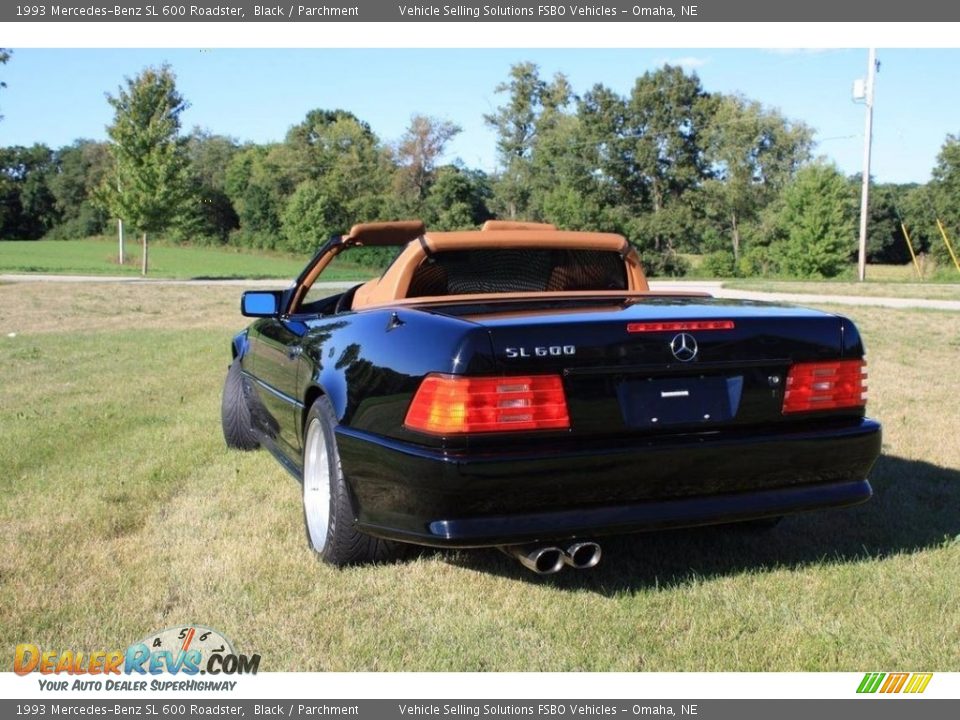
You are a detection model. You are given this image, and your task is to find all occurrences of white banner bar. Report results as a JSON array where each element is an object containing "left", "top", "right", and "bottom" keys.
[{"left": 2, "top": 671, "right": 956, "bottom": 700}]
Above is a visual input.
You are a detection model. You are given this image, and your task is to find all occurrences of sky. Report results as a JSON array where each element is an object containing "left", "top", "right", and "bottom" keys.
[{"left": 0, "top": 47, "right": 956, "bottom": 184}]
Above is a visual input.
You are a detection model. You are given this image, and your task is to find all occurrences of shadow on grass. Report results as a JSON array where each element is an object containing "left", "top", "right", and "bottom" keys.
[{"left": 439, "top": 454, "right": 960, "bottom": 594}]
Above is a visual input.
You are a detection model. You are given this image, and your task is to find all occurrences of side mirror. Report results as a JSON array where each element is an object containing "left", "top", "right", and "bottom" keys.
[{"left": 241, "top": 291, "right": 282, "bottom": 318}]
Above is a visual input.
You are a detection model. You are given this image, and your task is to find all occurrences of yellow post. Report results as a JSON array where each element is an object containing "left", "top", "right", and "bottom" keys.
[
  {"left": 935, "top": 218, "right": 960, "bottom": 274},
  {"left": 900, "top": 222, "right": 923, "bottom": 280}
]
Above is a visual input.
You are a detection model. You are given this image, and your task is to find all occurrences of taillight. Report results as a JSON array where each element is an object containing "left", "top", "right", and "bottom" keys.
[
  {"left": 404, "top": 374, "right": 570, "bottom": 434},
  {"left": 782, "top": 360, "right": 867, "bottom": 414},
  {"left": 627, "top": 320, "right": 735, "bottom": 333}
]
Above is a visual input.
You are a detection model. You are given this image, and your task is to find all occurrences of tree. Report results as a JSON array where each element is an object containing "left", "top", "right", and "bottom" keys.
[
  {"left": 484, "top": 62, "right": 573, "bottom": 219},
  {"left": 104, "top": 64, "right": 191, "bottom": 271},
  {"left": 703, "top": 95, "right": 812, "bottom": 261},
  {"left": 286, "top": 109, "right": 373, "bottom": 154},
  {"left": 527, "top": 111, "right": 609, "bottom": 228},
  {"left": 898, "top": 183, "right": 937, "bottom": 264},
  {"left": 0, "top": 144, "right": 59, "bottom": 239},
  {"left": 180, "top": 129, "right": 240, "bottom": 243},
  {"left": 579, "top": 66, "right": 714, "bottom": 264},
  {"left": 283, "top": 108, "right": 392, "bottom": 229},
  {"left": 46, "top": 140, "right": 112, "bottom": 239},
  {"left": 281, "top": 180, "right": 346, "bottom": 255},
  {"left": 423, "top": 165, "right": 493, "bottom": 230},
  {"left": 0, "top": 49, "right": 10, "bottom": 121},
  {"left": 857, "top": 181, "right": 919, "bottom": 265},
  {"left": 285, "top": 108, "right": 388, "bottom": 187},
  {"left": 926, "top": 134, "right": 960, "bottom": 270},
  {"left": 224, "top": 144, "right": 293, "bottom": 249},
  {"left": 539, "top": 185, "right": 605, "bottom": 232},
  {"left": 772, "top": 163, "right": 856, "bottom": 278},
  {"left": 394, "top": 115, "right": 461, "bottom": 203}
]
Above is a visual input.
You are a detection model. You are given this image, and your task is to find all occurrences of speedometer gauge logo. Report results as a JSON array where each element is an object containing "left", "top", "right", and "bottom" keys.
[{"left": 137, "top": 625, "right": 234, "bottom": 660}]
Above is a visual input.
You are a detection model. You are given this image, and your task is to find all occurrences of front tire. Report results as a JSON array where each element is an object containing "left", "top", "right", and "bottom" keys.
[
  {"left": 221, "top": 359, "right": 259, "bottom": 450},
  {"left": 301, "top": 396, "right": 402, "bottom": 566}
]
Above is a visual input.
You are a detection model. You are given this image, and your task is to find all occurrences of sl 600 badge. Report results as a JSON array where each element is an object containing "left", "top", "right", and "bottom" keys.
[{"left": 504, "top": 345, "right": 576, "bottom": 358}]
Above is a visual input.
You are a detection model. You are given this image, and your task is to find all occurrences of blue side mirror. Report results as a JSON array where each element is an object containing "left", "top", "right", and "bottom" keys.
[{"left": 241, "top": 291, "right": 282, "bottom": 318}]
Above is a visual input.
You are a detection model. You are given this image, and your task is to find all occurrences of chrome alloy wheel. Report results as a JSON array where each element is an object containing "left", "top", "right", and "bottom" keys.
[{"left": 303, "top": 418, "right": 331, "bottom": 552}]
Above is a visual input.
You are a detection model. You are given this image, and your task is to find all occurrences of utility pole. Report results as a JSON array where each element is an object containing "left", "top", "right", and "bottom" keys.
[
  {"left": 856, "top": 48, "right": 878, "bottom": 282},
  {"left": 116, "top": 170, "right": 124, "bottom": 265}
]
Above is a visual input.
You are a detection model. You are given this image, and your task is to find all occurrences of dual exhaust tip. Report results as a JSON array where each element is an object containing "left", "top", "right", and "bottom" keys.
[{"left": 500, "top": 541, "right": 602, "bottom": 575}]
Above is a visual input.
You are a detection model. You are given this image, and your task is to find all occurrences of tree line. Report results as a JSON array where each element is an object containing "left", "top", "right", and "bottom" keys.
[{"left": 1, "top": 58, "right": 959, "bottom": 277}]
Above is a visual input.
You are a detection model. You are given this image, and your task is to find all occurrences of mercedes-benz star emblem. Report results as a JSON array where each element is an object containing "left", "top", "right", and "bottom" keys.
[{"left": 669, "top": 333, "right": 698, "bottom": 362}]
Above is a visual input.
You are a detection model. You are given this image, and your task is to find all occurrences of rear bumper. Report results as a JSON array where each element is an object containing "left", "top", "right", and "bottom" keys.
[{"left": 337, "top": 419, "right": 881, "bottom": 548}]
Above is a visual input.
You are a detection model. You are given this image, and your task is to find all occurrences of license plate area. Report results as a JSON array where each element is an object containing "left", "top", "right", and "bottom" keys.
[{"left": 617, "top": 375, "right": 744, "bottom": 429}]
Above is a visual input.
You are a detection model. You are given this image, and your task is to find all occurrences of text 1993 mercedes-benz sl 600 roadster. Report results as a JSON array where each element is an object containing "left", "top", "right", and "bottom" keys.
[{"left": 222, "top": 220, "right": 881, "bottom": 574}]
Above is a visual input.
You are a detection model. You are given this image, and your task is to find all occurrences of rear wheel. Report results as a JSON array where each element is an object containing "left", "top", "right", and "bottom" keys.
[
  {"left": 302, "top": 396, "right": 403, "bottom": 566},
  {"left": 221, "top": 359, "right": 259, "bottom": 450}
]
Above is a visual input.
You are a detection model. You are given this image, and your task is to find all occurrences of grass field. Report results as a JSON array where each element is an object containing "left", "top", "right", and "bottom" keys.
[
  {"left": 679, "top": 255, "right": 960, "bottom": 299},
  {"left": 0, "top": 238, "right": 375, "bottom": 281},
  {"left": 1, "top": 283, "right": 959, "bottom": 671},
  {"left": 724, "top": 279, "right": 960, "bottom": 301}
]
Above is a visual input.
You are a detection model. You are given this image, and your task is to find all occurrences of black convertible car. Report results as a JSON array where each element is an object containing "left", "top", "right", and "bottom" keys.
[{"left": 222, "top": 220, "right": 881, "bottom": 574}]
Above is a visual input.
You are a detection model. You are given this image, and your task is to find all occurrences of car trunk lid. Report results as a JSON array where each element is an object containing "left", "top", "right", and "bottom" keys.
[{"left": 428, "top": 296, "right": 852, "bottom": 435}]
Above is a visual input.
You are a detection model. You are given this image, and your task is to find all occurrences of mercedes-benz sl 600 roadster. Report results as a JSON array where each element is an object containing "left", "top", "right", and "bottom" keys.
[{"left": 221, "top": 220, "right": 881, "bottom": 574}]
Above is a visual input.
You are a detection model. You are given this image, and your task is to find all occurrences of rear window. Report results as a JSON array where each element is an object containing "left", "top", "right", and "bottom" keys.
[{"left": 406, "top": 248, "right": 628, "bottom": 297}]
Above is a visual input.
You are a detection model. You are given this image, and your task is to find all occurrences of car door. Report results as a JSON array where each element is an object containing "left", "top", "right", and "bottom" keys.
[{"left": 247, "top": 317, "right": 308, "bottom": 456}]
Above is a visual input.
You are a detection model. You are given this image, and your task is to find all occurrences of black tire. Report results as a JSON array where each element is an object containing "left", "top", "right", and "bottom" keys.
[
  {"left": 221, "top": 359, "right": 259, "bottom": 450},
  {"left": 301, "top": 395, "right": 403, "bottom": 566}
]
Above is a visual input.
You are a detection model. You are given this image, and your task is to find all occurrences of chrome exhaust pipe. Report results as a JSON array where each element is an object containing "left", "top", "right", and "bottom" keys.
[
  {"left": 499, "top": 544, "right": 566, "bottom": 575},
  {"left": 563, "top": 541, "right": 602, "bottom": 570}
]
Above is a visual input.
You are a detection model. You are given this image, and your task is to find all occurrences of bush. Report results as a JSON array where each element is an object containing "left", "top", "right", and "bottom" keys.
[
  {"left": 348, "top": 246, "right": 400, "bottom": 270},
  {"left": 771, "top": 163, "right": 855, "bottom": 278},
  {"left": 281, "top": 181, "right": 347, "bottom": 256},
  {"left": 640, "top": 249, "right": 689, "bottom": 278},
  {"left": 228, "top": 227, "right": 281, "bottom": 252},
  {"left": 737, "top": 245, "right": 779, "bottom": 277},
  {"left": 43, "top": 206, "right": 108, "bottom": 241},
  {"left": 700, "top": 250, "right": 737, "bottom": 278}
]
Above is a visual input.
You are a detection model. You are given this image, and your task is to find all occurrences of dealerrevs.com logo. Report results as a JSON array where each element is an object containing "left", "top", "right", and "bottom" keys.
[
  {"left": 14, "top": 626, "right": 260, "bottom": 692},
  {"left": 857, "top": 672, "right": 933, "bottom": 694}
]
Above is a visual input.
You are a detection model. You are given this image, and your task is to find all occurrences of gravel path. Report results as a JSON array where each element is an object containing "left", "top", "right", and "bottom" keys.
[
  {"left": 2, "top": 274, "right": 958, "bottom": 311},
  {"left": 650, "top": 281, "right": 960, "bottom": 312}
]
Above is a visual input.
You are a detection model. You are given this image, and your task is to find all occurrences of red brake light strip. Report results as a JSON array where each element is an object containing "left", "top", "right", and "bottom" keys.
[{"left": 627, "top": 320, "right": 735, "bottom": 333}]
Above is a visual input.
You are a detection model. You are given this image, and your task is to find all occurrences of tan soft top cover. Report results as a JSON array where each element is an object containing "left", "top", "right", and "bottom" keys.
[{"left": 351, "top": 226, "right": 649, "bottom": 309}]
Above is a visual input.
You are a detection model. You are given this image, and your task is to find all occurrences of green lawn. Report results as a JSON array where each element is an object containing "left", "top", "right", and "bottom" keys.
[
  {"left": 1, "top": 283, "right": 958, "bottom": 670},
  {"left": 724, "top": 279, "right": 960, "bottom": 301},
  {"left": 683, "top": 258, "right": 960, "bottom": 296},
  {"left": 0, "top": 237, "right": 375, "bottom": 281}
]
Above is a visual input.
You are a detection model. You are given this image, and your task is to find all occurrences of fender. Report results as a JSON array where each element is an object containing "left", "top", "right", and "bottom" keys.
[
  {"left": 297, "top": 342, "right": 348, "bottom": 427},
  {"left": 231, "top": 330, "right": 250, "bottom": 360},
  {"left": 314, "top": 367, "right": 348, "bottom": 423},
  {"left": 839, "top": 315, "right": 865, "bottom": 358}
]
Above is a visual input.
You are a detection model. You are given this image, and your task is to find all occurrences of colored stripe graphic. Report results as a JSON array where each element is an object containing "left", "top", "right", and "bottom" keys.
[
  {"left": 857, "top": 672, "right": 885, "bottom": 693},
  {"left": 904, "top": 673, "right": 933, "bottom": 694},
  {"left": 857, "top": 672, "right": 932, "bottom": 694},
  {"left": 880, "top": 673, "right": 909, "bottom": 693}
]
